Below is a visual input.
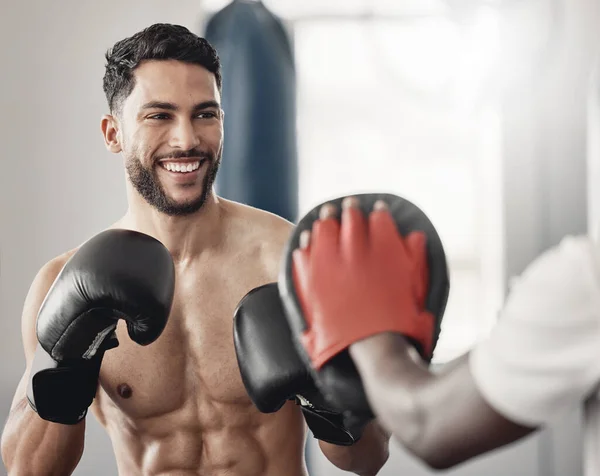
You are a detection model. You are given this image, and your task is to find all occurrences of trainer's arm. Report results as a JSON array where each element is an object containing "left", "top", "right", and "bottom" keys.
[
  {"left": 1, "top": 256, "right": 86, "bottom": 475},
  {"left": 350, "top": 236, "right": 600, "bottom": 470},
  {"left": 318, "top": 421, "right": 391, "bottom": 476},
  {"left": 349, "top": 335, "right": 533, "bottom": 470}
]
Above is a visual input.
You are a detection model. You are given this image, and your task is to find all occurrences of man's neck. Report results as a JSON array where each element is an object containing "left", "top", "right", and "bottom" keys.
[{"left": 119, "top": 191, "right": 225, "bottom": 265}]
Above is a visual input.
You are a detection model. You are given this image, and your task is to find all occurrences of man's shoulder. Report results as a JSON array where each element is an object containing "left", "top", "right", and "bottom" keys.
[
  {"left": 223, "top": 200, "right": 295, "bottom": 280},
  {"left": 37, "top": 248, "right": 78, "bottom": 283},
  {"left": 35, "top": 227, "right": 122, "bottom": 287},
  {"left": 21, "top": 247, "right": 80, "bottom": 332},
  {"left": 225, "top": 199, "right": 294, "bottom": 245}
]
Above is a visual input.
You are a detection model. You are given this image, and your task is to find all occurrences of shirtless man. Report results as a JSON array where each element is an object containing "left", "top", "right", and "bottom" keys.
[
  {"left": 286, "top": 194, "right": 600, "bottom": 475},
  {"left": 0, "top": 24, "right": 389, "bottom": 476}
]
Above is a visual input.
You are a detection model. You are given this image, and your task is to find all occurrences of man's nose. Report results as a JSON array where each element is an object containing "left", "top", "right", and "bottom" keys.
[{"left": 169, "top": 119, "right": 200, "bottom": 150}]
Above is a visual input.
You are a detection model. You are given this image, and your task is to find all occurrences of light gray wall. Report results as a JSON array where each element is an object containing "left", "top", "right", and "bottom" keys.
[
  {"left": 0, "top": 2, "right": 206, "bottom": 474},
  {"left": 1, "top": 1, "right": 598, "bottom": 475}
]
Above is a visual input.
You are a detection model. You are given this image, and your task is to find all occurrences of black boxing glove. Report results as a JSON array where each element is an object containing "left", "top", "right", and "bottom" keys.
[
  {"left": 27, "top": 229, "right": 175, "bottom": 425},
  {"left": 233, "top": 283, "right": 365, "bottom": 446}
]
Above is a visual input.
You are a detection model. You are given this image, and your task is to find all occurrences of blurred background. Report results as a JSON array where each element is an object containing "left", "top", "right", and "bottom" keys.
[{"left": 1, "top": 0, "right": 599, "bottom": 474}]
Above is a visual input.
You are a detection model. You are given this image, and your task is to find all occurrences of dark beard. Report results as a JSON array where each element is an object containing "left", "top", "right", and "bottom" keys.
[{"left": 126, "top": 149, "right": 221, "bottom": 216}]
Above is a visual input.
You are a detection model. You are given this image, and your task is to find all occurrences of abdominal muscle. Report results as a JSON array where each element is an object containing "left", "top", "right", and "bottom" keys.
[{"left": 93, "top": 392, "right": 308, "bottom": 476}]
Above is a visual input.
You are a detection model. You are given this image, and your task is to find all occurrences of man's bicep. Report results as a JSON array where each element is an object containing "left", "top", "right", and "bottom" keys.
[
  {"left": 19, "top": 256, "right": 69, "bottom": 369},
  {"left": 8, "top": 256, "right": 68, "bottom": 411}
]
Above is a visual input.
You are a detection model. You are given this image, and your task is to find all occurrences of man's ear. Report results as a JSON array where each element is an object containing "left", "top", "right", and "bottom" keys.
[{"left": 101, "top": 114, "right": 122, "bottom": 153}]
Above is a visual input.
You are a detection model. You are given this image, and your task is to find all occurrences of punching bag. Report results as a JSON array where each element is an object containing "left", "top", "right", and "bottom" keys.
[{"left": 204, "top": 0, "right": 299, "bottom": 223}]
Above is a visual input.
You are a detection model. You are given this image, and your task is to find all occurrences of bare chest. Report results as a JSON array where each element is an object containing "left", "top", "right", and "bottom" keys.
[{"left": 96, "top": 275, "right": 259, "bottom": 422}]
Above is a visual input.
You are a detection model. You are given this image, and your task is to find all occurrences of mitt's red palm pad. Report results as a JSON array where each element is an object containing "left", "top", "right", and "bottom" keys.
[
  {"left": 279, "top": 193, "right": 449, "bottom": 419},
  {"left": 292, "top": 207, "right": 436, "bottom": 369}
]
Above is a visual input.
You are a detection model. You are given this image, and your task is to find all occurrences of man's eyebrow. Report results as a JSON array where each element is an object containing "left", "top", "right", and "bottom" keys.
[
  {"left": 140, "top": 100, "right": 221, "bottom": 111},
  {"left": 192, "top": 100, "right": 221, "bottom": 111},
  {"left": 140, "top": 101, "right": 178, "bottom": 111}
]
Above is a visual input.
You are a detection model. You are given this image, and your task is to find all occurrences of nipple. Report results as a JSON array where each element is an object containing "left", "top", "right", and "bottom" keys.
[{"left": 117, "top": 383, "right": 133, "bottom": 399}]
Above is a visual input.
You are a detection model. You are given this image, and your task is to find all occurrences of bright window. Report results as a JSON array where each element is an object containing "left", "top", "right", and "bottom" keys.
[{"left": 293, "top": 14, "right": 504, "bottom": 363}]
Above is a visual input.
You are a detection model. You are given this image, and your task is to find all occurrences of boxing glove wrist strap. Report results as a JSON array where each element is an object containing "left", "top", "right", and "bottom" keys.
[
  {"left": 27, "top": 345, "right": 104, "bottom": 425},
  {"left": 295, "top": 391, "right": 366, "bottom": 446},
  {"left": 299, "top": 403, "right": 363, "bottom": 446}
]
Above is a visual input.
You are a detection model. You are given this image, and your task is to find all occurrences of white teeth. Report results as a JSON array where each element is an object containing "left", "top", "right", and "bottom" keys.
[{"left": 162, "top": 161, "right": 201, "bottom": 173}]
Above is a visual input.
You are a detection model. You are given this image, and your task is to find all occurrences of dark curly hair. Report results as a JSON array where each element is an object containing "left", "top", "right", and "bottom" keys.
[{"left": 103, "top": 23, "right": 222, "bottom": 114}]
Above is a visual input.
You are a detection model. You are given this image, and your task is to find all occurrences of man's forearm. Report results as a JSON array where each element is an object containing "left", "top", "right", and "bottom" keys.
[
  {"left": 348, "top": 333, "right": 536, "bottom": 470},
  {"left": 1, "top": 397, "right": 85, "bottom": 475},
  {"left": 318, "top": 420, "right": 390, "bottom": 476},
  {"left": 349, "top": 334, "right": 431, "bottom": 457}
]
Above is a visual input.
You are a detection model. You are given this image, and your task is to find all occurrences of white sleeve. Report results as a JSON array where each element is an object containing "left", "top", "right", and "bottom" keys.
[{"left": 469, "top": 236, "right": 600, "bottom": 427}]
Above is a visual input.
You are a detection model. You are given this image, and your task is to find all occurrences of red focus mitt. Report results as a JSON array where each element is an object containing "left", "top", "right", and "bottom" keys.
[{"left": 279, "top": 193, "right": 449, "bottom": 421}]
